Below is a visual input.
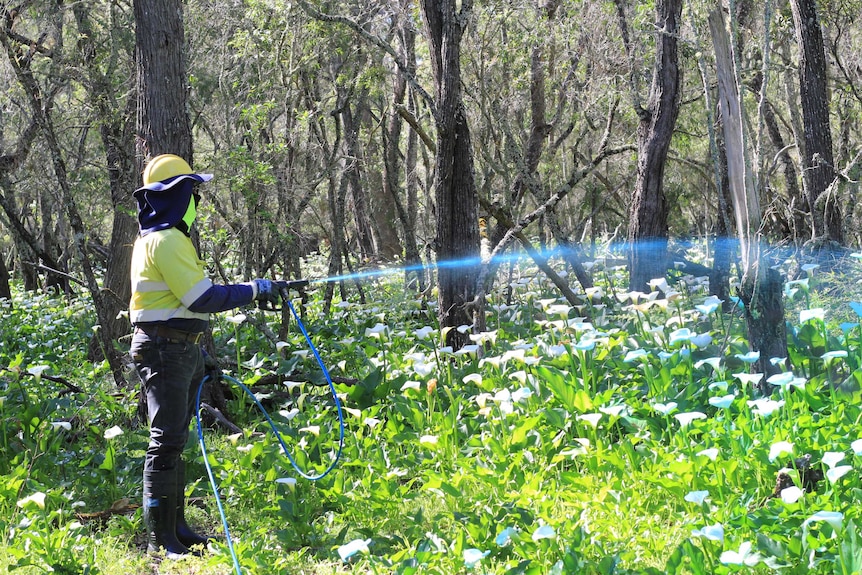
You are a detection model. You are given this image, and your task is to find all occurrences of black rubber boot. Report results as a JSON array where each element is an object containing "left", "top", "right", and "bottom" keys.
[
  {"left": 176, "top": 460, "right": 212, "bottom": 549},
  {"left": 143, "top": 494, "right": 191, "bottom": 559}
]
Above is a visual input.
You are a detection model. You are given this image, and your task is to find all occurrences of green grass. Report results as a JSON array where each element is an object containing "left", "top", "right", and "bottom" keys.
[{"left": 4, "top": 252, "right": 862, "bottom": 573}]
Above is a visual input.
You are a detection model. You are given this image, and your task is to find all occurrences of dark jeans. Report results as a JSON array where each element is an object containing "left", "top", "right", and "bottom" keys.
[{"left": 130, "top": 329, "right": 205, "bottom": 496}]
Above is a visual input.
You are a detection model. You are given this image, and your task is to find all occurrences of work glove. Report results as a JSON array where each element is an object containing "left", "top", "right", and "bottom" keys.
[{"left": 252, "top": 279, "right": 281, "bottom": 305}]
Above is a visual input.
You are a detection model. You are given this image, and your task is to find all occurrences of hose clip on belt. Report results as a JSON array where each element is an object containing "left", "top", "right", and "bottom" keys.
[{"left": 136, "top": 325, "right": 204, "bottom": 344}]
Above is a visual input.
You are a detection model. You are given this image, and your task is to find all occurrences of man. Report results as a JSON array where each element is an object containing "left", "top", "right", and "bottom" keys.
[{"left": 129, "top": 154, "right": 279, "bottom": 558}]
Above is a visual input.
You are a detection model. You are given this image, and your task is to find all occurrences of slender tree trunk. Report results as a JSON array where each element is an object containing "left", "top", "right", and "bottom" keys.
[
  {"left": 790, "top": 0, "right": 842, "bottom": 244},
  {"left": 620, "top": 0, "right": 683, "bottom": 292},
  {"left": 0, "top": 249, "right": 10, "bottom": 300},
  {"left": 340, "top": 101, "right": 376, "bottom": 260},
  {"left": 1, "top": 1, "right": 125, "bottom": 384},
  {"left": 710, "top": 7, "right": 786, "bottom": 390},
  {"left": 378, "top": 2, "right": 414, "bottom": 264},
  {"left": 73, "top": 3, "right": 137, "bottom": 363},
  {"left": 420, "top": 0, "right": 482, "bottom": 347}
]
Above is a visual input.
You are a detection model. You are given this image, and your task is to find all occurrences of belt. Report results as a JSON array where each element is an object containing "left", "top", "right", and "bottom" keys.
[{"left": 135, "top": 325, "right": 204, "bottom": 344}]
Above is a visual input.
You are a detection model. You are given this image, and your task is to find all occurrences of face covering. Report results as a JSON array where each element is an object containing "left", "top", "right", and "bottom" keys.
[{"left": 181, "top": 194, "right": 197, "bottom": 229}]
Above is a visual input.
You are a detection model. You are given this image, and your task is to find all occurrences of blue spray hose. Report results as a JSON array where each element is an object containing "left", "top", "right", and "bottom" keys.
[{"left": 194, "top": 298, "right": 345, "bottom": 575}]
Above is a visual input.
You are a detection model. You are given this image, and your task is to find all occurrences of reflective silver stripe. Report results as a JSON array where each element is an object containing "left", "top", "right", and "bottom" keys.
[
  {"left": 180, "top": 278, "right": 214, "bottom": 308},
  {"left": 133, "top": 280, "right": 170, "bottom": 293},
  {"left": 130, "top": 307, "right": 210, "bottom": 323}
]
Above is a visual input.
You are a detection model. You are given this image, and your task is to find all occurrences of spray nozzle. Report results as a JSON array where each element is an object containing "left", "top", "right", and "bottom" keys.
[
  {"left": 256, "top": 279, "right": 310, "bottom": 312},
  {"left": 278, "top": 279, "right": 309, "bottom": 299}
]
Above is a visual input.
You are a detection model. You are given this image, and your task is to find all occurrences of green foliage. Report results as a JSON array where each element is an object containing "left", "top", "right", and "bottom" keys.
[{"left": 7, "top": 256, "right": 862, "bottom": 573}]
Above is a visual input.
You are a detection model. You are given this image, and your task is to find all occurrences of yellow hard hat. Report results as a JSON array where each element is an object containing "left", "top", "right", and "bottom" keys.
[{"left": 140, "top": 154, "right": 213, "bottom": 190}]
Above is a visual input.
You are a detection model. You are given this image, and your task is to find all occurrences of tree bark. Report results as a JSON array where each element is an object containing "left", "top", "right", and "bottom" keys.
[
  {"left": 618, "top": 0, "right": 683, "bottom": 292},
  {"left": 710, "top": 8, "right": 787, "bottom": 389},
  {"left": 420, "top": 0, "right": 481, "bottom": 347},
  {"left": 135, "top": 0, "right": 193, "bottom": 159},
  {"left": 0, "top": 249, "right": 10, "bottom": 300},
  {"left": 790, "top": 0, "right": 842, "bottom": 244},
  {"left": 72, "top": 3, "right": 137, "bottom": 364}
]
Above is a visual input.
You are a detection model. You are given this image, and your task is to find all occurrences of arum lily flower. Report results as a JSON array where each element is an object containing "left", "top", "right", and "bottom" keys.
[
  {"left": 692, "top": 523, "right": 724, "bottom": 542},
  {"left": 850, "top": 302, "right": 862, "bottom": 318},
  {"left": 852, "top": 438, "right": 862, "bottom": 455},
  {"left": 365, "top": 323, "right": 389, "bottom": 338},
  {"left": 653, "top": 401, "right": 678, "bottom": 415},
  {"left": 800, "top": 308, "right": 825, "bottom": 323},
  {"left": 648, "top": 277, "right": 671, "bottom": 293},
  {"left": 462, "top": 373, "right": 482, "bottom": 385},
  {"left": 51, "top": 421, "right": 72, "bottom": 431},
  {"left": 454, "top": 345, "right": 480, "bottom": 356},
  {"left": 17, "top": 492, "right": 46, "bottom": 509},
  {"left": 803, "top": 511, "right": 843, "bottom": 531},
  {"left": 512, "top": 388, "right": 533, "bottom": 402},
  {"left": 573, "top": 339, "right": 596, "bottom": 352},
  {"left": 827, "top": 466, "right": 852, "bottom": 484},
  {"left": 695, "top": 356, "right": 722, "bottom": 371},
  {"left": 734, "top": 372, "right": 764, "bottom": 387},
  {"left": 623, "top": 349, "right": 649, "bottom": 363},
  {"left": 415, "top": 326, "right": 435, "bottom": 339},
  {"left": 695, "top": 296, "right": 722, "bottom": 315},
  {"left": 469, "top": 330, "right": 498, "bottom": 345},
  {"left": 531, "top": 524, "right": 556, "bottom": 541},
  {"left": 276, "top": 477, "right": 297, "bottom": 489},
  {"left": 735, "top": 351, "right": 760, "bottom": 363},
  {"left": 708, "top": 394, "right": 734, "bottom": 409},
  {"left": 578, "top": 413, "right": 602, "bottom": 428},
  {"left": 821, "top": 350, "right": 848, "bottom": 361},
  {"left": 599, "top": 405, "right": 626, "bottom": 418},
  {"left": 690, "top": 333, "right": 712, "bottom": 348},
  {"left": 495, "top": 527, "right": 518, "bottom": 546},
  {"left": 546, "top": 344, "right": 569, "bottom": 358},
  {"left": 419, "top": 435, "right": 439, "bottom": 446},
  {"left": 669, "top": 328, "right": 693, "bottom": 346},
  {"left": 225, "top": 313, "right": 246, "bottom": 325},
  {"left": 822, "top": 452, "right": 845, "bottom": 469},
  {"left": 684, "top": 490, "right": 710, "bottom": 504},
  {"left": 546, "top": 304, "right": 572, "bottom": 317},
  {"left": 696, "top": 448, "right": 719, "bottom": 461},
  {"left": 674, "top": 411, "right": 707, "bottom": 427},
  {"left": 104, "top": 426, "right": 124, "bottom": 440},
  {"left": 748, "top": 398, "right": 785, "bottom": 417},
  {"left": 338, "top": 538, "right": 371, "bottom": 561},
  {"left": 780, "top": 486, "right": 804, "bottom": 504},
  {"left": 720, "top": 541, "right": 761, "bottom": 566},
  {"left": 768, "top": 441, "right": 794, "bottom": 462},
  {"left": 463, "top": 548, "right": 490, "bottom": 567}
]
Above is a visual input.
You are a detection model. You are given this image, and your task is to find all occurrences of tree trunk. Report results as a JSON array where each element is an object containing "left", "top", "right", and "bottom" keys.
[
  {"left": 0, "top": 249, "right": 10, "bottom": 301},
  {"left": 622, "top": 0, "right": 683, "bottom": 292},
  {"left": 1, "top": 1, "right": 125, "bottom": 385},
  {"left": 420, "top": 0, "right": 481, "bottom": 348},
  {"left": 790, "top": 0, "right": 842, "bottom": 244},
  {"left": 340, "top": 101, "right": 376, "bottom": 260},
  {"left": 378, "top": 2, "right": 415, "bottom": 264},
  {"left": 710, "top": 7, "right": 787, "bottom": 389},
  {"left": 73, "top": 3, "right": 137, "bottom": 364},
  {"left": 135, "top": 0, "right": 193, "bottom": 160}
]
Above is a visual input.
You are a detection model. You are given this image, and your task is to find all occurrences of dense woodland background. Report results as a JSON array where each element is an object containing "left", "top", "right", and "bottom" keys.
[{"left": 1, "top": 0, "right": 862, "bottom": 384}]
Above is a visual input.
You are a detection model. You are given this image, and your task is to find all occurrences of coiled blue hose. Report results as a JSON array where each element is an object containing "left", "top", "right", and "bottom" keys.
[{"left": 195, "top": 299, "right": 345, "bottom": 575}]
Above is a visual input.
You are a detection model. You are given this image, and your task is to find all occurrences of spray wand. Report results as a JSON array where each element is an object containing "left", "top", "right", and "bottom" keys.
[{"left": 195, "top": 279, "right": 344, "bottom": 575}]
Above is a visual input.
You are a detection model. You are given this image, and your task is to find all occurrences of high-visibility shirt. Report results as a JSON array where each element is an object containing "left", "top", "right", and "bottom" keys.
[{"left": 129, "top": 228, "right": 212, "bottom": 324}]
